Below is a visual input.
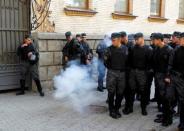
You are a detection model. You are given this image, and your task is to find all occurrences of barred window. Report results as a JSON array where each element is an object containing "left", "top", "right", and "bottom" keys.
[{"left": 179, "top": 0, "right": 184, "bottom": 19}]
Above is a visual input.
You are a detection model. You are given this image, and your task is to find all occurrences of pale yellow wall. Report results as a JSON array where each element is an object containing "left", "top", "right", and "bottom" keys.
[{"left": 49, "top": 0, "right": 184, "bottom": 35}]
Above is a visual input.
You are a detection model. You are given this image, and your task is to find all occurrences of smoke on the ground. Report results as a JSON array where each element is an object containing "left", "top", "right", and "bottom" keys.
[
  {"left": 53, "top": 59, "right": 101, "bottom": 113},
  {"left": 53, "top": 34, "right": 112, "bottom": 113}
]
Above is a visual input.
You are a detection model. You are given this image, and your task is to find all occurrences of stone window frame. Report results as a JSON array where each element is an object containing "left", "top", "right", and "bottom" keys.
[
  {"left": 64, "top": 0, "right": 97, "bottom": 17},
  {"left": 112, "top": 0, "right": 138, "bottom": 20},
  {"left": 148, "top": 0, "right": 168, "bottom": 22},
  {"left": 177, "top": 0, "right": 184, "bottom": 24}
]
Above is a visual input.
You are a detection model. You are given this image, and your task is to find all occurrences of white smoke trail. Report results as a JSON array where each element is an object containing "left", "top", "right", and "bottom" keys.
[{"left": 53, "top": 59, "right": 101, "bottom": 113}]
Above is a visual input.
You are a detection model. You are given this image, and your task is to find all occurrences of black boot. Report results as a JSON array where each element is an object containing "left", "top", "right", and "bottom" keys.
[
  {"left": 109, "top": 110, "right": 118, "bottom": 119},
  {"left": 34, "top": 79, "right": 44, "bottom": 97},
  {"left": 142, "top": 108, "right": 148, "bottom": 116},
  {"left": 154, "top": 117, "right": 163, "bottom": 123},
  {"left": 115, "top": 110, "right": 122, "bottom": 118},
  {"left": 162, "top": 119, "right": 172, "bottom": 127},
  {"left": 123, "top": 107, "right": 133, "bottom": 115},
  {"left": 16, "top": 80, "right": 25, "bottom": 95}
]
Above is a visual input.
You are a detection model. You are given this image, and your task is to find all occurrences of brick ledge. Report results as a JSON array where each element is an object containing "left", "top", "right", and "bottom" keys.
[
  {"left": 112, "top": 12, "right": 137, "bottom": 20},
  {"left": 148, "top": 16, "right": 168, "bottom": 23},
  {"left": 64, "top": 7, "right": 97, "bottom": 17}
]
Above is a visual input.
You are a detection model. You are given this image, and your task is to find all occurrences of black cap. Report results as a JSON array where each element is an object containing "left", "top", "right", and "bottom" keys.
[
  {"left": 150, "top": 33, "right": 156, "bottom": 39},
  {"left": 134, "top": 33, "right": 144, "bottom": 40},
  {"left": 76, "top": 34, "right": 81, "bottom": 38},
  {"left": 81, "top": 33, "right": 87, "bottom": 37},
  {"left": 65, "top": 31, "right": 72, "bottom": 37},
  {"left": 111, "top": 32, "right": 121, "bottom": 39},
  {"left": 163, "top": 34, "right": 171, "bottom": 39},
  {"left": 172, "top": 31, "right": 181, "bottom": 37},
  {"left": 179, "top": 32, "right": 184, "bottom": 38},
  {"left": 152, "top": 33, "right": 164, "bottom": 41},
  {"left": 128, "top": 34, "right": 134, "bottom": 40},
  {"left": 120, "top": 31, "right": 127, "bottom": 37}
]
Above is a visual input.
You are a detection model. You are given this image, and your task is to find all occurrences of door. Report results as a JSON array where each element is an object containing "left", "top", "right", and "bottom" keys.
[{"left": 0, "top": 0, "right": 30, "bottom": 90}]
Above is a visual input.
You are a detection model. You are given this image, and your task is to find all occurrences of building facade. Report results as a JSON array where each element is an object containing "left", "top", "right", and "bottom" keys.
[{"left": 45, "top": 0, "right": 184, "bottom": 35}]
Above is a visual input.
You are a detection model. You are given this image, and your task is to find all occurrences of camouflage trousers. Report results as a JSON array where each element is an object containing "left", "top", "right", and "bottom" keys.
[
  {"left": 20, "top": 61, "right": 39, "bottom": 81},
  {"left": 106, "top": 69, "right": 126, "bottom": 111}
]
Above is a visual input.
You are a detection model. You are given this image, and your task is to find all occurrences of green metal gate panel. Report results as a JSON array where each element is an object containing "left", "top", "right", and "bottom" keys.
[{"left": 0, "top": 0, "right": 30, "bottom": 90}]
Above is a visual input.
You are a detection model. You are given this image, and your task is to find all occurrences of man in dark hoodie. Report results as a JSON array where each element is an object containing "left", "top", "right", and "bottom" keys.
[{"left": 16, "top": 35, "right": 44, "bottom": 97}]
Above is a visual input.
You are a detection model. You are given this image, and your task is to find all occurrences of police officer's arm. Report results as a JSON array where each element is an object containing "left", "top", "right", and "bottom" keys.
[
  {"left": 17, "top": 45, "right": 22, "bottom": 56},
  {"left": 62, "top": 44, "right": 69, "bottom": 62},
  {"left": 124, "top": 46, "right": 129, "bottom": 68},
  {"left": 147, "top": 46, "right": 153, "bottom": 71},
  {"left": 103, "top": 48, "right": 111, "bottom": 68},
  {"left": 164, "top": 47, "right": 174, "bottom": 83},
  {"left": 127, "top": 45, "right": 134, "bottom": 69},
  {"left": 96, "top": 44, "right": 100, "bottom": 54},
  {"left": 168, "top": 48, "right": 175, "bottom": 75}
]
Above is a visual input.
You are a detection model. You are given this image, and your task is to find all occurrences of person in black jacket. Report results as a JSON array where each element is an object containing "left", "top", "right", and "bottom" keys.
[
  {"left": 80, "top": 33, "right": 93, "bottom": 65},
  {"left": 128, "top": 33, "right": 153, "bottom": 116},
  {"left": 145, "top": 33, "right": 157, "bottom": 105},
  {"left": 16, "top": 35, "right": 44, "bottom": 96},
  {"left": 168, "top": 32, "right": 181, "bottom": 49},
  {"left": 104, "top": 32, "right": 128, "bottom": 119},
  {"left": 119, "top": 31, "right": 134, "bottom": 115},
  {"left": 152, "top": 33, "right": 174, "bottom": 127},
  {"left": 169, "top": 32, "right": 184, "bottom": 131},
  {"left": 62, "top": 31, "right": 82, "bottom": 67}
]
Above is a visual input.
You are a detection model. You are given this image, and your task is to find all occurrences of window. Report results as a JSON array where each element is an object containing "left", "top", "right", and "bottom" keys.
[
  {"left": 115, "top": 0, "right": 129, "bottom": 14},
  {"left": 179, "top": 0, "right": 184, "bottom": 19},
  {"left": 112, "top": 0, "right": 137, "bottom": 20},
  {"left": 150, "top": 0, "right": 161, "bottom": 16},
  {"left": 148, "top": 0, "right": 167, "bottom": 22},
  {"left": 66, "top": 0, "right": 89, "bottom": 9},
  {"left": 64, "top": 0, "right": 97, "bottom": 17}
]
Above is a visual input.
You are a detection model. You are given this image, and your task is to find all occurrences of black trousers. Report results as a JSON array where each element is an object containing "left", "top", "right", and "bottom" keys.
[
  {"left": 106, "top": 69, "right": 126, "bottom": 112},
  {"left": 129, "top": 69, "right": 147, "bottom": 110},
  {"left": 124, "top": 70, "right": 132, "bottom": 109},
  {"left": 20, "top": 62, "right": 42, "bottom": 93},
  {"left": 172, "top": 73, "right": 184, "bottom": 129},
  {"left": 155, "top": 73, "right": 175, "bottom": 122}
]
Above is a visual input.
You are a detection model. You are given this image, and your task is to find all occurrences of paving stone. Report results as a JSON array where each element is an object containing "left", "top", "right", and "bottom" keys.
[{"left": 0, "top": 90, "right": 179, "bottom": 131}]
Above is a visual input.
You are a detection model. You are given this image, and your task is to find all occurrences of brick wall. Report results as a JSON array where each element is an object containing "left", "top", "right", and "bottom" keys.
[
  {"left": 48, "top": 0, "right": 184, "bottom": 35},
  {"left": 32, "top": 32, "right": 103, "bottom": 91}
]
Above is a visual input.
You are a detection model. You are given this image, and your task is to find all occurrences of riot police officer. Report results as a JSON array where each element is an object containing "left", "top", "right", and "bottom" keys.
[
  {"left": 152, "top": 33, "right": 174, "bottom": 127},
  {"left": 16, "top": 35, "right": 44, "bottom": 97},
  {"left": 128, "top": 33, "right": 153, "bottom": 116},
  {"left": 119, "top": 31, "right": 134, "bottom": 115},
  {"left": 168, "top": 32, "right": 181, "bottom": 49},
  {"left": 62, "top": 31, "right": 82, "bottom": 67},
  {"left": 170, "top": 32, "right": 184, "bottom": 131},
  {"left": 104, "top": 33, "right": 128, "bottom": 119}
]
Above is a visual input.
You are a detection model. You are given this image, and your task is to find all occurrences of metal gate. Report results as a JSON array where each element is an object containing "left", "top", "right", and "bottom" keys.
[{"left": 0, "top": 0, "right": 30, "bottom": 90}]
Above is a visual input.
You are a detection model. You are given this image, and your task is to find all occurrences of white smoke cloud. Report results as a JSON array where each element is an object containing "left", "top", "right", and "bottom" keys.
[
  {"left": 103, "top": 34, "right": 112, "bottom": 47},
  {"left": 53, "top": 59, "right": 101, "bottom": 113}
]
